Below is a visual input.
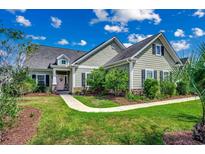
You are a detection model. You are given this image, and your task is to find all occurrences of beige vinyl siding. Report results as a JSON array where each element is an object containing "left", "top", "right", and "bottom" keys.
[
  {"left": 133, "top": 39, "right": 176, "bottom": 89},
  {"left": 29, "top": 69, "right": 53, "bottom": 88},
  {"left": 80, "top": 42, "right": 121, "bottom": 67},
  {"left": 75, "top": 67, "right": 94, "bottom": 87}
]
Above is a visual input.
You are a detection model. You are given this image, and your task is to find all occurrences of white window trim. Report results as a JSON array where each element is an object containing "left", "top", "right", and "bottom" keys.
[
  {"left": 162, "top": 70, "right": 169, "bottom": 80},
  {"left": 155, "top": 43, "right": 162, "bottom": 56},
  {"left": 85, "top": 72, "right": 91, "bottom": 88},
  {"left": 34, "top": 74, "right": 46, "bottom": 85},
  {"left": 145, "top": 69, "right": 154, "bottom": 79}
]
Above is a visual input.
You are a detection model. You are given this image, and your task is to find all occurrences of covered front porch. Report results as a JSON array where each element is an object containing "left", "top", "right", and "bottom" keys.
[{"left": 52, "top": 68, "right": 72, "bottom": 93}]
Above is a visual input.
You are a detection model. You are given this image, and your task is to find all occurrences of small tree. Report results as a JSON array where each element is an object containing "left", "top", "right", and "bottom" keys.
[
  {"left": 0, "top": 25, "right": 37, "bottom": 137},
  {"left": 175, "top": 43, "right": 205, "bottom": 143},
  {"left": 160, "top": 81, "right": 176, "bottom": 97},
  {"left": 87, "top": 67, "right": 106, "bottom": 94},
  {"left": 105, "top": 68, "right": 128, "bottom": 96},
  {"left": 144, "top": 78, "right": 160, "bottom": 99}
]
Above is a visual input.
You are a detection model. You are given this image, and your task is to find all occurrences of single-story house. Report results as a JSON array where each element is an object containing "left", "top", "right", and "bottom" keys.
[{"left": 24, "top": 32, "right": 183, "bottom": 94}]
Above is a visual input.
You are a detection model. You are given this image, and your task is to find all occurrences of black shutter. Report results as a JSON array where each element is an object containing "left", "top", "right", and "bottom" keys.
[
  {"left": 142, "top": 69, "right": 145, "bottom": 87},
  {"left": 161, "top": 46, "right": 165, "bottom": 56},
  {"left": 152, "top": 44, "right": 156, "bottom": 55},
  {"left": 32, "top": 74, "right": 36, "bottom": 80},
  {"left": 45, "top": 75, "right": 49, "bottom": 87},
  {"left": 160, "top": 71, "right": 163, "bottom": 81},
  {"left": 154, "top": 70, "right": 157, "bottom": 80},
  {"left": 82, "top": 73, "right": 85, "bottom": 87},
  {"left": 170, "top": 72, "right": 172, "bottom": 82}
]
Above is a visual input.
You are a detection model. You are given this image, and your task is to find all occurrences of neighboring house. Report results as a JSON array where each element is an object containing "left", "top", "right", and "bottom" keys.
[{"left": 24, "top": 32, "right": 182, "bottom": 94}]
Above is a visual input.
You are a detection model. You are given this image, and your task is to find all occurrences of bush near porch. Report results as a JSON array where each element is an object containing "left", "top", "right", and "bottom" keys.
[{"left": 85, "top": 67, "right": 191, "bottom": 103}]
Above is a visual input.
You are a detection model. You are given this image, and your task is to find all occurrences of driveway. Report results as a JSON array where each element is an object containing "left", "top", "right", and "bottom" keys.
[{"left": 60, "top": 94, "right": 200, "bottom": 113}]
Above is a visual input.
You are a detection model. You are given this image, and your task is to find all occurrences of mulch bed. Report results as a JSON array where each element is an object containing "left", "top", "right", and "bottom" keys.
[
  {"left": 163, "top": 131, "right": 203, "bottom": 145},
  {"left": 0, "top": 107, "right": 41, "bottom": 145},
  {"left": 106, "top": 95, "right": 195, "bottom": 106}
]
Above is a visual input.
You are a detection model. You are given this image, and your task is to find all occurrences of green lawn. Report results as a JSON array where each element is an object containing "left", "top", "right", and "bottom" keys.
[
  {"left": 19, "top": 96, "right": 202, "bottom": 145},
  {"left": 74, "top": 95, "right": 119, "bottom": 108}
]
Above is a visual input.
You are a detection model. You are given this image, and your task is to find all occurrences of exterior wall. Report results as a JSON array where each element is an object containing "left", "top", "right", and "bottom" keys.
[
  {"left": 74, "top": 67, "right": 94, "bottom": 88},
  {"left": 80, "top": 42, "right": 121, "bottom": 67},
  {"left": 29, "top": 69, "right": 53, "bottom": 90},
  {"left": 132, "top": 39, "right": 176, "bottom": 89}
]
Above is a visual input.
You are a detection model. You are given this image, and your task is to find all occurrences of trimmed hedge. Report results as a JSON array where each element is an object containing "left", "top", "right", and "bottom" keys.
[{"left": 144, "top": 79, "right": 160, "bottom": 99}]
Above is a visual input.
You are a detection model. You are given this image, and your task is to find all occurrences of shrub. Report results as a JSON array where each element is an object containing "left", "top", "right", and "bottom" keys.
[
  {"left": 105, "top": 68, "right": 128, "bottom": 96},
  {"left": 160, "top": 81, "right": 176, "bottom": 96},
  {"left": 19, "top": 76, "right": 37, "bottom": 94},
  {"left": 87, "top": 67, "right": 106, "bottom": 94},
  {"left": 144, "top": 79, "right": 160, "bottom": 99},
  {"left": 176, "top": 80, "right": 189, "bottom": 95},
  {"left": 125, "top": 92, "right": 144, "bottom": 101}
]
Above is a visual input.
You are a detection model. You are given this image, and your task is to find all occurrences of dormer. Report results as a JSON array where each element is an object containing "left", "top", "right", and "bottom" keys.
[{"left": 57, "top": 54, "right": 70, "bottom": 66}]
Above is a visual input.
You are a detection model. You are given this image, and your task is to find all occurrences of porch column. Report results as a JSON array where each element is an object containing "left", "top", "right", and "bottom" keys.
[
  {"left": 129, "top": 61, "right": 134, "bottom": 92},
  {"left": 71, "top": 67, "right": 76, "bottom": 93},
  {"left": 52, "top": 68, "right": 57, "bottom": 92}
]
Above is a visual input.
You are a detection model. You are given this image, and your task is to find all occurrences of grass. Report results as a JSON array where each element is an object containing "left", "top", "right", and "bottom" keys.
[
  {"left": 74, "top": 95, "right": 119, "bottom": 108},
  {"left": 18, "top": 96, "right": 202, "bottom": 145}
]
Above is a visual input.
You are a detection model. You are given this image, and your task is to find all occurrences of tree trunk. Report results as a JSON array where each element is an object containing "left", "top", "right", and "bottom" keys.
[{"left": 192, "top": 99, "right": 205, "bottom": 143}]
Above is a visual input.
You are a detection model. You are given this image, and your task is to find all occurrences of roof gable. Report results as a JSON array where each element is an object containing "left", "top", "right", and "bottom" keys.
[
  {"left": 72, "top": 37, "right": 125, "bottom": 65},
  {"left": 105, "top": 33, "right": 182, "bottom": 66}
]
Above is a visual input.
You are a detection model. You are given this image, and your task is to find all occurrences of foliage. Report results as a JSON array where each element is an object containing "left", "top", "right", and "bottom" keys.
[
  {"left": 176, "top": 80, "right": 189, "bottom": 95},
  {"left": 160, "top": 81, "right": 176, "bottom": 96},
  {"left": 86, "top": 67, "right": 106, "bottom": 94},
  {"left": 105, "top": 68, "right": 129, "bottom": 96},
  {"left": 144, "top": 79, "right": 160, "bottom": 99},
  {"left": 174, "top": 43, "right": 205, "bottom": 143},
  {"left": 0, "top": 25, "right": 37, "bottom": 133},
  {"left": 125, "top": 92, "right": 145, "bottom": 102}
]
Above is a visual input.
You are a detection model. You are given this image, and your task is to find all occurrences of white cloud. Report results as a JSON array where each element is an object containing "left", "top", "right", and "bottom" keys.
[
  {"left": 104, "top": 25, "right": 128, "bottom": 33},
  {"left": 0, "top": 49, "right": 7, "bottom": 57},
  {"left": 171, "top": 40, "right": 190, "bottom": 52},
  {"left": 160, "top": 29, "right": 166, "bottom": 33},
  {"left": 51, "top": 16, "right": 62, "bottom": 28},
  {"left": 174, "top": 29, "right": 185, "bottom": 37},
  {"left": 57, "top": 39, "right": 69, "bottom": 45},
  {"left": 128, "top": 33, "right": 152, "bottom": 43},
  {"left": 26, "top": 35, "right": 46, "bottom": 40},
  {"left": 90, "top": 9, "right": 109, "bottom": 24},
  {"left": 123, "top": 43, "right": 133, "bottom": 48},
  {"left": 112, "top": 9, "right": 161, "bottom": 25},
  {"left": 16, "top": 15, "right": 31, "bottom": 27},
  {"left": 192, "top": 27, "right": 205, "bottom": 37},
  {"left": 78, "top": 40, "right": 87, "bottom": 46},
  {"left": 6, "top": 9, "right": 26, "bottom": 14},
  {"left": 90, "top": 9, "right": 161, "bottom": 25},
  {"left": 193, "top": 9, "right": 205, "bottom": 18}
]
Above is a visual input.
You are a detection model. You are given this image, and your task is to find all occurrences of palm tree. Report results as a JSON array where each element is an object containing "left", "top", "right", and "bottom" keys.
[{"left": 177, "top": 43, "right": 205, "bottom": 143}]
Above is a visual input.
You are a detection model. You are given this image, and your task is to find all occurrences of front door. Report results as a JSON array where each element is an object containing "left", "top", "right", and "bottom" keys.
[{"left": 56, "top": 75, "right": 65, "bottom": 90}]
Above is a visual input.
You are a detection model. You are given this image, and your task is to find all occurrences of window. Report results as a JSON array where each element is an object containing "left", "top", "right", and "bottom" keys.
[
  {"left": 85, "top": 73, "right": 91, "bottom": 87},
  {"left": 145, "top": 69, "right": 154, "bottom": 79},
  {"left": 61, "top": 59, "right": 67, "bottom": 65},
  {"left": 37, "top": 75, "right": 45, "bottom": 86},
  {"left": 155, "top": 44, "right": 162, "bottom": 56},
  {"left": 163, "top": 71, "right": 169, "bottom": 81}
]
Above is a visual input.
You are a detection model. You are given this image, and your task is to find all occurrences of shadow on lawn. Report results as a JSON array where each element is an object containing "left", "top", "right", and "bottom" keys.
[{"left": 173, "top": 113, "right": 200, "bottom": 123}]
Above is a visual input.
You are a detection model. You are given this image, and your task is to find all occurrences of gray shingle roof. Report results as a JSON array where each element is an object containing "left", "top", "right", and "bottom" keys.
[
  {"left": 180, "top": 57, "right": 189, "bottom": 65},
  {"left": 105, "top": 33, "right": 159, "bottom": 66},
  {"left": 24, "top": 45, "right": 86, "bottom": 69}
]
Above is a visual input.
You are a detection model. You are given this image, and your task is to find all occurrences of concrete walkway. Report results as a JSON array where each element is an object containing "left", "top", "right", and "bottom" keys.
[{"left": 60, "top": 94, "right": 199, "bottom": 113}]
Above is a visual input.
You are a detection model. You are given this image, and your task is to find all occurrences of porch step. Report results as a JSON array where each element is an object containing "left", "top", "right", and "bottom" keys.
[{"left": 56, "top": 90, "right": 69, "bottom": 95}]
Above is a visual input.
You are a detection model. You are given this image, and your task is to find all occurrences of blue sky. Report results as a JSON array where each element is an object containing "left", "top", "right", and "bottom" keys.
[{"left": 0, "top": 9, "right": 205, "bottom": 58}]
